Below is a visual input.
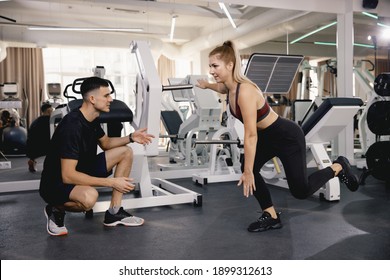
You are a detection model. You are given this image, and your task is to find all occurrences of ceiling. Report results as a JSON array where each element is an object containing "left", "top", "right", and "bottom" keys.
[{"left": 1, "top": 0, "right": 390, "bottom": 60}]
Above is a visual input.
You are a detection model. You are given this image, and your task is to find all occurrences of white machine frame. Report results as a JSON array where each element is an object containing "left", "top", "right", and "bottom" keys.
[
  {"left": 159, "top": 75, "right": 221, "bottom": 168},
  {"left": 354, "top": 61, "right": 376, "bottom": 157},
  {"left": 191, "top": 106, "right": 243, "bottom": 185}
]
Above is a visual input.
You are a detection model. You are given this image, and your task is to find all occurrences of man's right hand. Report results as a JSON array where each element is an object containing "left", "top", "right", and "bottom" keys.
[{"left": 111, "top": 177, "right": 135, "bottom": 193}]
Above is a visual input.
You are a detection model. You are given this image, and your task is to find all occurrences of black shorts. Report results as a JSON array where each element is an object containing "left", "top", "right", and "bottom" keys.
[{"left": 39, "top": 152, "right": 111, "bottom": 206}]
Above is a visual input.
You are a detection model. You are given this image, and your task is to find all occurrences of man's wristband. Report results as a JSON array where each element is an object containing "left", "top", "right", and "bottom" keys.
[{"left": 129, "top": 133, "right": 134, "bottom": 143}]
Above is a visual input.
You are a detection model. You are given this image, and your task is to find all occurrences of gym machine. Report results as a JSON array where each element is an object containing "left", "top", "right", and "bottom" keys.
[
  {"left": 354, "top": 60, "right": 377, "bottom": 159},
  {"left": 359, "top": 72, "right": 390, "bottom": 187},
  {"left": 161, "top": 75, "right": 221, "bottom": 167},
  {"left": 262, "top": 97, "right": 363, "bottom": 201},
  {"left": 191, "top": 115, "right": 243, "bottom": 185}
]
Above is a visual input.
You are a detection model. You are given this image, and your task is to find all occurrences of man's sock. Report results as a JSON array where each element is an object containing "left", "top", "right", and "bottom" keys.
[{"left": 108, "top": 206, "right": 121, "bottom": 215}]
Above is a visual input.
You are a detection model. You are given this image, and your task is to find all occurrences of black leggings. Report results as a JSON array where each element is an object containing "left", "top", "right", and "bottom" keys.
[{"left": 243, "top": 117, "right": 335, "bottom": 210}]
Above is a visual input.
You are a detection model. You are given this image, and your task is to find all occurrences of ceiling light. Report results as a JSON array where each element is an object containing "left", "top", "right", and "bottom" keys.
[
  {"left": 377, "top": 22, "right": 390, "bottom": 39},
  {"left": 290, "top": 21, "right": 337, "bottom": 44},
  {"left": 314, "top": 41, "right": 336, "bottom": 46},
  {"left": 382, "top": 28, "right": 390, "bottom": 39},
  {"left": 367, "top": 35, "right": 377, "bottom": 46},
  {"left": 362, "top": 12, "right": 378, "bottom": 19},
  {"left": 354, "top": 43, "right": 375, "bottom": 48},
  {"left": 27, "top": 26, "right": 143, "bottom": 32},
  {"left": 218, "top": 2, "right": 237, "bottom": 29},
  {"left": 314, "top": 41, "right": 375, "bottom": 48},
  {"left": 377, "top": 22, "right": 390, "bottom": 28},
  {"left": 169, "top": 15, "right": 177, "bottom": 41}
]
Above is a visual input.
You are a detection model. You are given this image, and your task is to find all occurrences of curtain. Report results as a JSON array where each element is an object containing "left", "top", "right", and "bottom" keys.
[
  {"left": 158, "top": 54, "right": 175, "bottom": 85},
  {"left": 317, "top": 60, "right": 337, "bottom": 97},
  {"left": 376, "top": 58, "right": 390, "bottom": 75},
  {"left": 157, "top": 55, "right": 176, "bottom": 146},
  {"left": 0, "top": 47, "right": 45, "bottom": 127}
]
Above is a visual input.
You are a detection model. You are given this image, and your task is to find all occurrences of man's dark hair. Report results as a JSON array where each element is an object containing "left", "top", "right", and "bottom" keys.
[
  {"left": 80, "top": 76, "right": 109, "bottom": 97},
  {"left": 40, "top": 103, "right": 52, "bottom": 113}
]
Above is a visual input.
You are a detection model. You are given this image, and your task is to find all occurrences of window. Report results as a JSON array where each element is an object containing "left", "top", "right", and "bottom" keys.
[{"left": 43, "top": 46, "right": 138, "bottom": 108}]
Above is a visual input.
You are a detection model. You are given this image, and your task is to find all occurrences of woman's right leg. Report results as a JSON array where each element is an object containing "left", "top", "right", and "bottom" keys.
[
  {"left": 245, "top": 132, "right": 283, "bottom": 232},
  {"left": 243, "top": 131, "right": 274, "bottom": 211}
]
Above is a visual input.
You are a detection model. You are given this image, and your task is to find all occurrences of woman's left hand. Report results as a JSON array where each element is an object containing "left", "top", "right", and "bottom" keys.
[{"left": 237, "top": 171, "right": 256, "bottom": 197}]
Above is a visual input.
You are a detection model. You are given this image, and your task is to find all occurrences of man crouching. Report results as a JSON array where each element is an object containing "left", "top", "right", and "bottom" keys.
[{"left": 39, "top": 76, "right": 154, "bottom": 236}]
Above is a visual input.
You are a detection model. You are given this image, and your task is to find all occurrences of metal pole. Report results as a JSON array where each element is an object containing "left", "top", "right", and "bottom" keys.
[{"left": 162, "top": 84, "right": 193, "bottom": 92}]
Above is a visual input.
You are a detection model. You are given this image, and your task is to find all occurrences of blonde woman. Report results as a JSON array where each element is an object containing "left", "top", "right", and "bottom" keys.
[{"left": 196, "top": 41, "right": 359, "bottom": 232}]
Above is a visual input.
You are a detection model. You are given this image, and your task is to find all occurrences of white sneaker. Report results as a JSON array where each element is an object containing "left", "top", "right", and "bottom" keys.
[
  {"left": 44, "top": 205, "right": 68, "bottom": 236},
  {"left": 103, "top": 207, "right": 144, "bottom": 227}
]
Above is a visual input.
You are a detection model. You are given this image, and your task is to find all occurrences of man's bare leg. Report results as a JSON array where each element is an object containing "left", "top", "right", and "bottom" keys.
[{"left": 105, "top": 146, "right": 133, "bottom": 208}]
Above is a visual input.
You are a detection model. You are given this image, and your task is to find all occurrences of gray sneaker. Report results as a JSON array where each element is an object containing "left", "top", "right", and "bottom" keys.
[
  {"left": 103, "top": 207, "right": 144, "bottom": 227},
  {"left": 44, "top": 205, "right": 68, "bottom": 236}
]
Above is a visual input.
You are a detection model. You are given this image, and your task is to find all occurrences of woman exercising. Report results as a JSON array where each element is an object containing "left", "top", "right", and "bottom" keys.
[{"left": 196, "top": 40, "right": 359, "bottom": 232}]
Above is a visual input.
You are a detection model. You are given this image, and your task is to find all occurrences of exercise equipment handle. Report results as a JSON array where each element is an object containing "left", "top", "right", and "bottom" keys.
[
  {"left": 68, "top": 77, "right": 117, "bottom": 97},
  {"left": 361, "top": 59, "right": 375, "bottom": 72},
  {"left": 162, "top": 84, "right": 193, "bottom": 92},
  {"left": 194, "top": 140, "right": 240, "bottom": 145},
  {"left": 63, "top": 84, "right": 77, "bottom": 100}
]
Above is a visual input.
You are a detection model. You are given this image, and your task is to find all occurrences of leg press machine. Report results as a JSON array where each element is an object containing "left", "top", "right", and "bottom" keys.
[{"left": 261, "top": 97, "right": 363, "bottom": 201}]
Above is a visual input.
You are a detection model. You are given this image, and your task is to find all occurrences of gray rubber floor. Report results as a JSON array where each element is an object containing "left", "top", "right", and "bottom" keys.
[{"left": 0, "top": 156, "right": 389, "bottom": 260}]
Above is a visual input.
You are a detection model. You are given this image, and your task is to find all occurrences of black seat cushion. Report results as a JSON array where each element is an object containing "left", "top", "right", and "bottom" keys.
[
  {"left": 68, "top": 99, "right": 133, "bottom": 124},
  {"left": 301, "top": 97, "right": 363, "bottom": 135},
  {"left": 161, "top": 110, "right": 183, "bottom": 143},
  {"left": 99, "top": 100, "right": 133, "bottom": 123}
]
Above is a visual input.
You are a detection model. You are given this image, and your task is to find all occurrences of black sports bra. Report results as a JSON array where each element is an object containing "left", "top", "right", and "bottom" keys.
[{"left": 227, "top": 83, "right": 270, "bottom": 123}]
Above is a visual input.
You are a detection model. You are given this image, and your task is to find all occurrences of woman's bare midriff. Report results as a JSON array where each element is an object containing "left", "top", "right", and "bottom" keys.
[{"left": 256, "top": 109, "right": 279, "bottom": 130}]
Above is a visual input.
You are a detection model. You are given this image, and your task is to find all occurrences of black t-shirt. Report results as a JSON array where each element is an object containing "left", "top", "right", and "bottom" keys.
[
  {"left": 28, "top": 115, "right": 50, "bottom": 138},
  {"left": 26, "top": 115, "right": 51, "bottom": 158},
  {"left": 40, "top": 109, "right": 105, "bottom": 186}
]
